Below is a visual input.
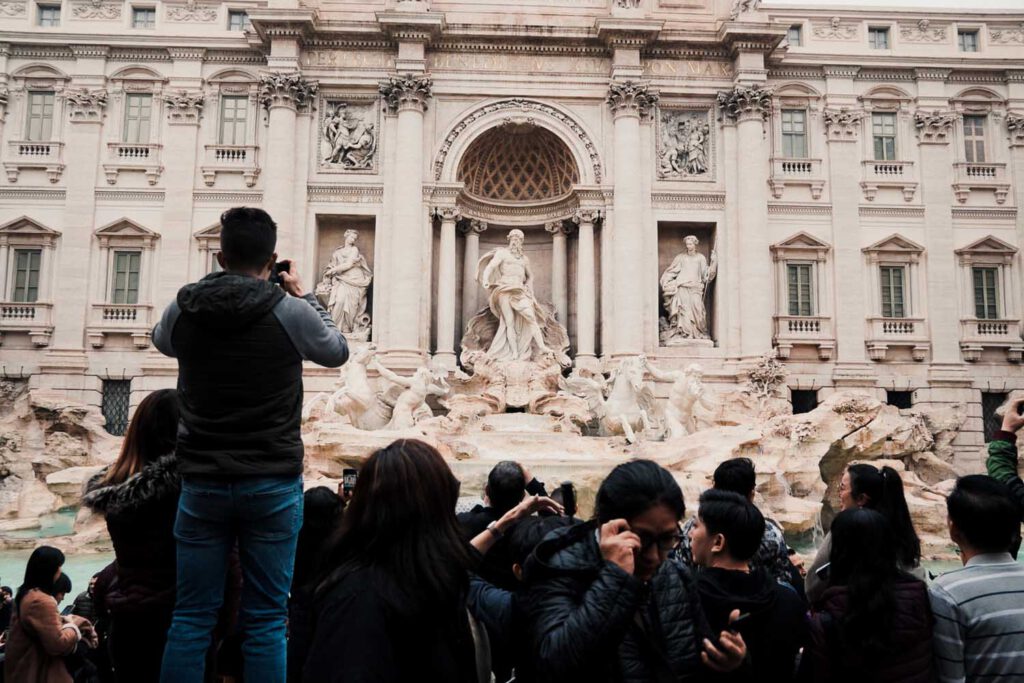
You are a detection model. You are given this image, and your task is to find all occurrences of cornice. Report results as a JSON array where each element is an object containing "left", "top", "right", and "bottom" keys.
[
  {"left": 767, "top": 203, "right": 832, "bottom": 216},
  {"left": 306, "top": 38, "right": 394, "bottom": 51},
  {"left": 859, "top": 205, "right": 926, "bottom": 218},
  {"left": 822, "top": 65, "right": 859, "bottom": 79},
  {"left": 193, "top": 190, "right": 263, "bottom": 203},
  {"left": 433, "top": 41, "right": 607, "bottom": 57},
  {"left": 855, "top": 69, "right": 915, "bottom": 82},
  {"left": 643, "top": 46, "right": 732, "bottom": 61},
  {"left": 69, "top": 44, "right": 110, "bottom": 58},
  {"left": 307, "top": 183, "right": 383, "bottom": 202},
  {"left": 768, "top": 67, "right": 824, "bottom": 80},
  {"left": 108, "top": 47, "right": 173, "bottom": 62},
  {"left": 11, "top": 45, "right": 74, "bottom": 60},
  {"left": 0, "top": 188, "right": 65, "bottom": 201},
  {"left": 914, "top": 67, "right": 951, "bottom": 82},
  {"left": 376, "top": 11, "right": 445, "bottom": 43},
  {"left": 206, "top": 50, "right": 266, "bottom": 64},
  {"left": 951, "top": 207, "right": 1017, "bottom": 221},
  {"left": 651, "top": 191, "right": 726, "bottom": 209},
  {"left": 167, "top": 47, "right": 206, "bottom": 61},
  {"left": 94, "top": 189, "right": 166, "bottom": 202}
]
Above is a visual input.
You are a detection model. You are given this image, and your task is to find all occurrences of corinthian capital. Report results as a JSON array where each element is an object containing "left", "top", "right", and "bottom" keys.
[
  {"left": 913, "top": 109, "right": 959, "bottom": 143},
  {"left": 65, "top": 88, "right": 108, "bottom": 122},
  {"left": 606, "top": 81, "right": 659, "bottom": 119},
  {"left": 822, "top": 108, "right": 865, "bottom": 141},
  {"left": 1008, "top": 112, "right": 1024, "bottom": 147},
  {"left": 379, "top": 74, "right": 433, "bottom": 114},
  {"left": 573, "top": 209, "right": 603, "bottom": 226},
  {"left": 258, "top": 72, "right": 319, "bottom": 112},
  {"left": 716, "top": 84, "right": 773, "bottom": 123},
  {"left": 460, "top": 218, "right": 488, "bottom": 235}
]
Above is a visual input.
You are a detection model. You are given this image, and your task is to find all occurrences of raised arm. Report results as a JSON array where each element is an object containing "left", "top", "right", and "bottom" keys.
[{"left": 372, "top": 362, "right": 411, "bottom": 389}]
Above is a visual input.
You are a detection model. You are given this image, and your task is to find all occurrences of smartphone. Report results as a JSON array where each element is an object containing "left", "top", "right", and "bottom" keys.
[
  {"left": 815, "top": 561, "right": 831, "bottom": 581},
  {"left": 269, "top": 260, "right": 291, "bottom": 285},
  {"left": 728, "top": 612, "right": 751, "bottom": 633},
  {"left": 343, "top": 468, "right": 358, "bottom": 494},
  {"left": 559, "top": 481, "right": 577, "bottom": 519}
]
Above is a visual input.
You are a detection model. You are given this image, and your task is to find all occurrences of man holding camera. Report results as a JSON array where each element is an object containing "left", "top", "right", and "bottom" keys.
[{"left": 153, "top": 207, "right": 349, "bottom": 683}]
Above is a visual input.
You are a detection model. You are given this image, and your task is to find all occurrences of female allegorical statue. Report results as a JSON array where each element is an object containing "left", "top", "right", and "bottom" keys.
[{"left": 316, "top": 229, "right": 373, "bottom": 337}]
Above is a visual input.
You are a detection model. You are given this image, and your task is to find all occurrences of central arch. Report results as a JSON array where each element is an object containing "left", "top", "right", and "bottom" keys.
[{"left": 457, "top": 125, "right": 580, "bottom": 203}]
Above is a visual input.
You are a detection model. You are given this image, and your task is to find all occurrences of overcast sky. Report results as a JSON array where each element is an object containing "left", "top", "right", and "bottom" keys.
[{"left": 765, "top": 0, "right": 1023, "bottom": 8}]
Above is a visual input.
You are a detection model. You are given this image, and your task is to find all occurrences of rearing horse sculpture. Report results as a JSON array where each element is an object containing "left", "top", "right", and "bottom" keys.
[{"left": 562, "top": 356, "right": 656, "bottom": 443}]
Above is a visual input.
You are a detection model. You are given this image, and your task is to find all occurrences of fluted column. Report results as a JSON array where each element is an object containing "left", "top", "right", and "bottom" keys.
[
  {"left": 461, "top": 218, "right": 487, "bottom": 325},
  {"left": 433, "top": 206, "right": 461, "bottom": 369},
  {"left": 607, "top": 81, "right": 658, "bottom": 358},
  {"left": 259, "top": 72, "right": 317, "bottom": 257},
  {"left": 718, "top": 85, "right": 773, "bottom": 359},
  {"left": 379, "top": 74, "right": 432, "bottom": 364},
  {"left": 545, "top": 220, "right": 569, "bottom": 326},
  {"left": 574, "top": 209, "right": 600, "bottom": 365}
]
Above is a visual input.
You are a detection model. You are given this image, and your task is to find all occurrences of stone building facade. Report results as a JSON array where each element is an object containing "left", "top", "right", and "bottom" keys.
[{"left": 0, "top": 0, "right": 1022, "bottom": 457}]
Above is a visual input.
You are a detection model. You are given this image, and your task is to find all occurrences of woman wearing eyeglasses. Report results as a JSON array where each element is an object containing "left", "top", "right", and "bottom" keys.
[{"left": 519, "top": 459, "right": 747, "bottom": 683}]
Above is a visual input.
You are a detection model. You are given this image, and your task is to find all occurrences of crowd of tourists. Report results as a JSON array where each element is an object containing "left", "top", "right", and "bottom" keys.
[{"left": 2, "top": 207, "right": 1023, "bottom": 683}]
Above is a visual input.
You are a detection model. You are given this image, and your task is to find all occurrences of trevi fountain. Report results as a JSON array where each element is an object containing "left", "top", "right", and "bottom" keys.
[{"left": 0, "top": 227, "right": 1010, "bottom": 565}]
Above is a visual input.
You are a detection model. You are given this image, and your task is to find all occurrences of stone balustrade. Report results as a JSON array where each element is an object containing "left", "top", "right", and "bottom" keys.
[
  {"left": 86, "top": 303, "right": 152, "bottom": 349},
  {"left": 4, "top": 141, "right": 65, "bottom": 183},
  {"left": 200, "top": 144, "right": 260, "bottom": 187},
  {"left": 0, "top": 301, "right": 53, "bottom": 347}
]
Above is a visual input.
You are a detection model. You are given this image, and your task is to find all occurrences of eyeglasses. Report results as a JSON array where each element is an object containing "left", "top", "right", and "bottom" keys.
[{"left": 636, "top": 528, "right": 684, "bottom": 554}]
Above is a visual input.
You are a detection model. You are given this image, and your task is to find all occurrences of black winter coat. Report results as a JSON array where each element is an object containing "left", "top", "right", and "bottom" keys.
[
  {"left": 82, "top": 454, "right": 180, "bottom": 614},
  {"left": 520, "top": 523, "right": 709, "bottom": 683}
]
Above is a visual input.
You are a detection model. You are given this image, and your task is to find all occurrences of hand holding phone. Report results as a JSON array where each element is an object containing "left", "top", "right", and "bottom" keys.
[{"left": 599, "top": 519, "right": 641, "bottom": 575}]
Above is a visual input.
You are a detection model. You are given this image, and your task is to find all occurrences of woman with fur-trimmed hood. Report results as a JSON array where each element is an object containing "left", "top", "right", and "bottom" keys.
[{"left": 83, "top": 389, "right": 180, "bottom": 683}]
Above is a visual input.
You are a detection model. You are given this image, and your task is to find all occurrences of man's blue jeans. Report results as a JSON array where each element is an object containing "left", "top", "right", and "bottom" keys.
[{"left": 160, "top": 475, "right": 303, "bottom": 683}]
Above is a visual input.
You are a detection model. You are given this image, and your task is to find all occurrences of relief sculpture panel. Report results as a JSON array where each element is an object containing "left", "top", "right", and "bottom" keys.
[
  {"left": 657, "top": 108, "right": 714, "bottom": 181},
  {"left": 319, "top": 99, "right": 379, "bottom": 173}
]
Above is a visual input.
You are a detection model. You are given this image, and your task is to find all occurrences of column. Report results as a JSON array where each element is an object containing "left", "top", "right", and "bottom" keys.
[
  {"left": 822, "top": 105, "right": 871, "bottom": 371},
  {"left": 718, "top": 85, "right": 773, "bottom": 359},
  {"left": 433, "top": 207, "right": 460, "bottom": 369},
  {"left": 545, "top": 220, "right": 569, "bottom": 326},
  {"left": 379, "top": 74, "right": 432, "bottom": 364},
  {"left": 606, "top": 81, "right": 658, "bottom": 358},
  {"left": 573, "top": 209, "right": 600, "bottom": 366},
  {"left": 1007, "top": 109, "right": 1024, "bottom": 264},
  {"left": 258, "top": 72, "right": 317, "bottom": 257},
  {"left": 461, "top": 219, "right": 487, "bottom": 325}
]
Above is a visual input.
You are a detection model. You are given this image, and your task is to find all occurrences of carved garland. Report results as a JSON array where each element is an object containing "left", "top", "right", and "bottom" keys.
[
  {"left": 822, "top": 108, "right": 866, "bottom": 140},
  {"left": 432, "top": 99, "right": 603, "bottom": 184},
  {"left": 163, "top": 90, "right": 204, "bottom": 124},
  {"left": 65, "top": 88, "right": 108, "bottom": 121}
]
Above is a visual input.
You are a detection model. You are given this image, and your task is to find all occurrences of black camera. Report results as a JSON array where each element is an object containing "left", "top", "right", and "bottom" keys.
[
  {"left": 269, "top": 260, "right": 291, "bottom": 286},
  {"left": 559, "top": 481, "right": 577, "bottom": 519}
]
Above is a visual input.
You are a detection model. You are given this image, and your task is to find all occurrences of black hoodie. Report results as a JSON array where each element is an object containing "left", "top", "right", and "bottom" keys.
[
  {"left": 696, "top": 567, "right": 807, "bottom": 683},
  {"left": 153, "top": 272, "right": 348, "bottom": 477}
]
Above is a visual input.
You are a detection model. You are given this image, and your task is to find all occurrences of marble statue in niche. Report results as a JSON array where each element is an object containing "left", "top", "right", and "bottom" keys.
[
  {"left": 660, "top": 235, "right": 717, "bottom": 343},
  {"left": 658, "top": 110, "right": 711, "bottom": 179},
  {"left": 315, "top": 229, "right": 373, "bottom": 340},
  {"left": 322, "top": 102, "right": 377, "bottom": 170},
  {"left": 463, "top": 229, "right": 569, "bottom": 366}
]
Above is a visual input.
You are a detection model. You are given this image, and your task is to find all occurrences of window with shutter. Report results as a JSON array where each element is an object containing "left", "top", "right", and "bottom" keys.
[
  {"left": 972, "top": 267, "right": 999, "bottom": 320},
  {"left": 111, "top": 251, "right": 141, "bottom": 305},
  {"left": 11, "top": 249, "right": 42, "bottom": 303},
  {"left": 880, "top": 265, "right": 906, "bottom": 318}
]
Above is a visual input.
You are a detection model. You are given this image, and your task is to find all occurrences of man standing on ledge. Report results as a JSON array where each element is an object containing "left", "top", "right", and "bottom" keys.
[{"left": 152, "top": 207, "right": 349, "bottom": 683}]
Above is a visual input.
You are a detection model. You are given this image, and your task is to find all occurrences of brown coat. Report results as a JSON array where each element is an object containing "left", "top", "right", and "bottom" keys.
[{"left": 3, "top": 589, "right": 80, "bottom": 683}]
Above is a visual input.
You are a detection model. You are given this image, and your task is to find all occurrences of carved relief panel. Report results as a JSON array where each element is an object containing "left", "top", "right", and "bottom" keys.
[
  {"left": 656, "top": 107, "right": 715, "bottom": 182},
  {"left": 318, "top": 97, "right": 380, "bottom": 174}
]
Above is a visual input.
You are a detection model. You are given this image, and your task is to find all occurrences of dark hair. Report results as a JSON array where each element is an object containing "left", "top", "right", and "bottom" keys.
[
  {"left": 507, "top": 516, "right": 575, "bottom": 568},
  {"left": 219, "top": 207, "right": 277, "bottom": 271},
  {"left": 52, "top": 573, "right": 71, "bottom": 597},
  {"left": 697, "top": 489, "right": 765, "bottom": 562},
  {"left": 293, "top": 487, "right": 344, "bottom": 591},
  {"left": 15, "top": 546, "right": 65, "bottom": 613},
  {"left": 104, "top": 389, "right": 179, "bottom": 485},
  {"left": 829, "top": 508, "right": 902, "bottom": 663},
  {"left": 595, "top": 460, "right": 685, "bottom": 523},
  {"left": 486, "top": 461, "right": 526, "bottom": 515},
  {"left": 1, "top": 586, "right": 11, "bottom": 596},
  {"left": 317, "top": 439, "right": 474, "bottom": 613},
  {"left": 947, "top": 475, "right": 1018, "bottom": 554},
  {"left": 847, "top": 464, "right": 921, "bottom": 568},
  {"left": 713, "top": 458, "right": 756, "bottom": 497}
]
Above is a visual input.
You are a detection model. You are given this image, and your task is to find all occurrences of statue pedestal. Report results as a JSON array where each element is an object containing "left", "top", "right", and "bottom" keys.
[{"left": 660, "top": 338, "right": 715, "bottom": 348}]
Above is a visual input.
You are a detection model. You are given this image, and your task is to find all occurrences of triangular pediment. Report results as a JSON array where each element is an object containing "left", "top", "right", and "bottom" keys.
[
  {"left": 955, "top": 235, "right": 1018, "bottom": 255},
  {"left": 94, "top": 218, "right": 159, "bottom": 239},
  {"left": 0, "top": 216, "right": 61, "bottom": 237},
  {"left": 771, "top": 231, "right": 831, "bottom": 252},
  {"left": 863, "top": 234, "right": 925, "bottom": 254},
  {"left": 194, "top": 223, "right": 221, "bottom": 238}
]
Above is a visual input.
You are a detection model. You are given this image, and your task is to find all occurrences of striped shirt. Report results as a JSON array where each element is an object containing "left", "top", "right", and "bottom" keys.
[{"left": 929, "top": 553, "right": 1024, "bottom": 683}]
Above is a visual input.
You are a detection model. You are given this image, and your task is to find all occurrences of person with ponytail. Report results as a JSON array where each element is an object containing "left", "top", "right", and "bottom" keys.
[
  {"left": 5, "top": 546, "right": 98, "bottom": 683},
  {"left": 799, "top": 508, "right": 934, "bottom": 683},
  {"left": 82, "top": 389, "right": 180, "bottom": 682},
  {"left": 806, "top": 463, "right": 924, "bottom": 604}
]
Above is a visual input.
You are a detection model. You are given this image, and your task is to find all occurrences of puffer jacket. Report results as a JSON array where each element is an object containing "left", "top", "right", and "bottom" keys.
[
  {"left": 82, "top": 454, "right": 180, "bottom": 614},
  {"left": 520, "top": 522, "right": 709, "bottom": 683},
  {"left": 800, "top": 576, "right": 935, "bottom": 683}
]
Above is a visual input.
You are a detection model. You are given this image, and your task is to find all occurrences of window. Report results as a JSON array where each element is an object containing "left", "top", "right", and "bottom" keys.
[
  {"left": 37, "top": 4, "right": 60, "bottom": 26},
  {"left": 880, "top": 265, "right": 906, "bottom": 318},
  {"left": 790, "top": 389, "right": 818, "bottom": 415},
  {"left": 787, "top": 263, "right": 814, "bottom": 316},
  {"left": 963, "top": 115, "right": 986, "bottom": 163},
  {"left": 982, "top": 392, "right": 1008, "bottom": 442},
  {"left": 787, "top": 25, "right": 802, "bottom": 46},
  {"left": 886, "top": 391, "right": 914, "bottom": 410},
  {"left": 872, "top": 112, "right": 897, "bottom": 161},
  {"left": 131, "top": 6, "right": 156, "bottom": 28},
  {"left": 25, "top": 91, "right": 55, "bottom": 142},
  {"left": 101, "top": 380, "right": 131, "bottom": 436},
  {"left": 122, "top": 93, "right": 153, "bottom": 144},
  {"left": 781, "top": 109, "right": 808, "bottom": 158},
  {"left": 973, "top": 267, "right": 999, "bottom": 320},
  {"left": 227, "top": 10, "right": 250, "bottom": 31},
  {"left": 11, "top": 249, "right": 42, "bottom": 303},
  {"left": 958, "top": 30, "right": 979, "bottom": 52},
  {"left": 219, "top": 95, "right": 248, "bottom": 145},
  {"left": 868, "top": 27, "right": 889, "bottom": 49},
  {"left": 111, "top": 251, "right": 141, "bottom": 304}
]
